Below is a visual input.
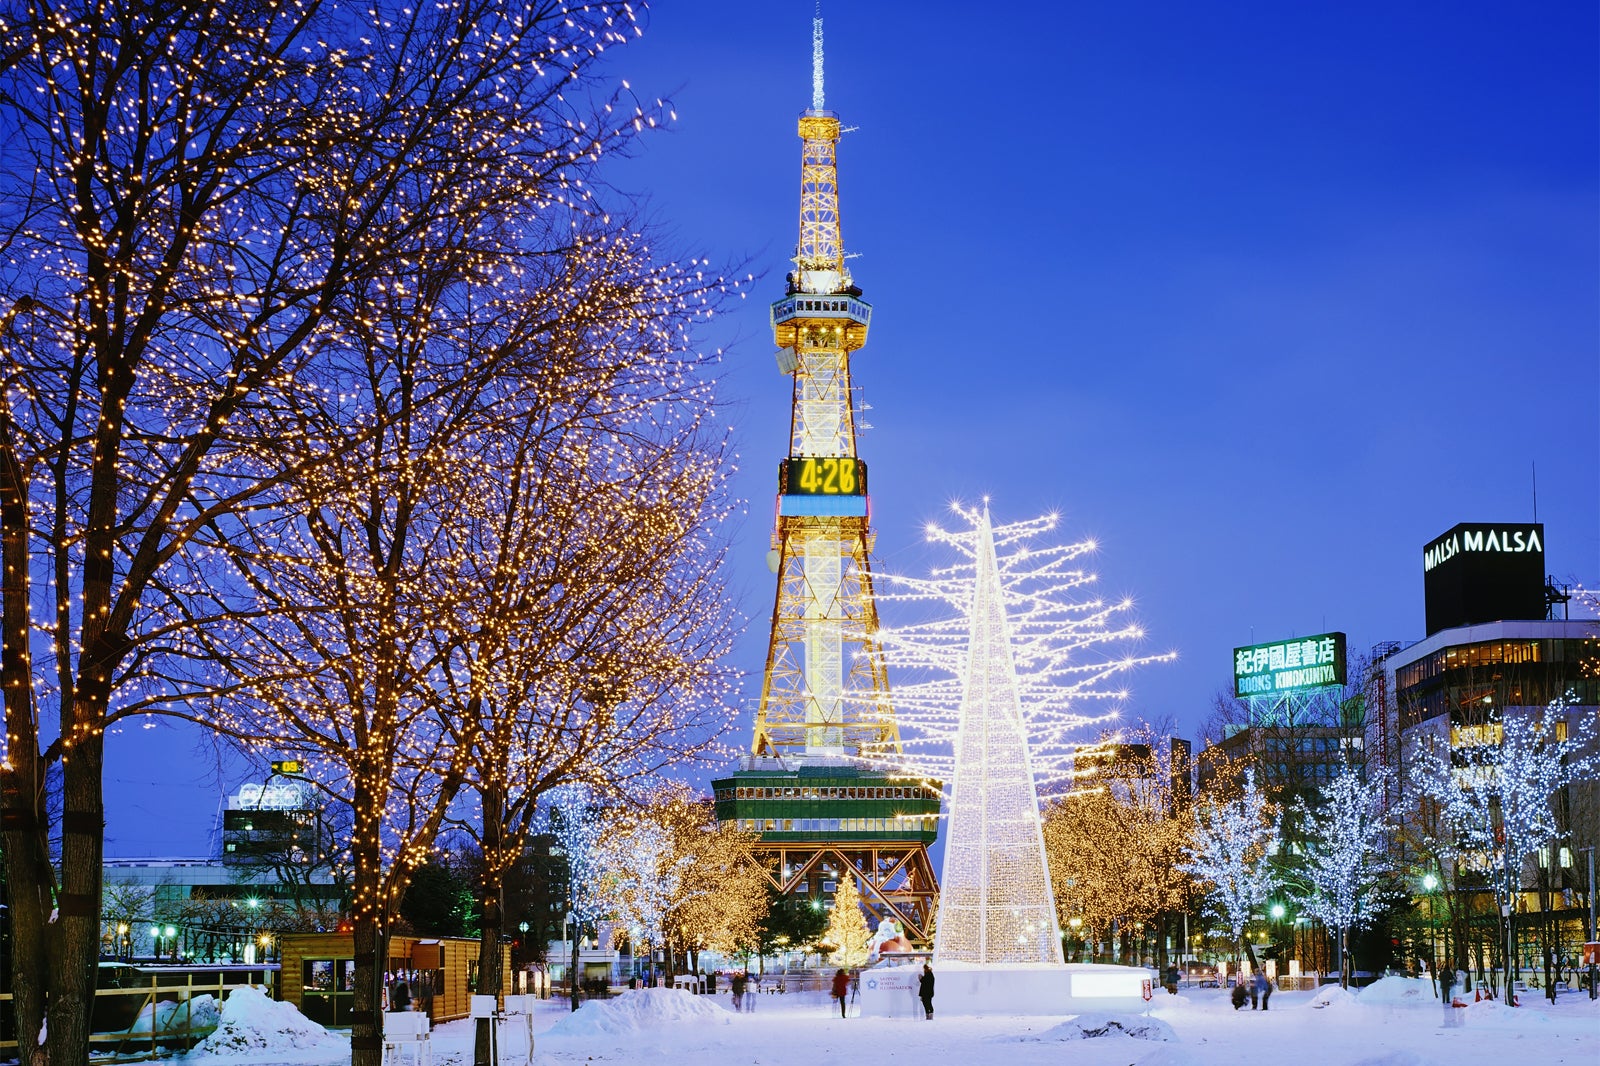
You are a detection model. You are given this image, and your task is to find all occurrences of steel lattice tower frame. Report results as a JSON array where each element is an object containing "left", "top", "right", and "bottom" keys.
[
  {"left": 721, "top": 13, "right": 938, "bottom": 946},
  {"left": 752, "top": 18, "right": 899, "bottom": 762}
]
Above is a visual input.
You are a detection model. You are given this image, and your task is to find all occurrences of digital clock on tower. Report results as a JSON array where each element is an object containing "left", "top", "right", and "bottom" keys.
[{"left": 780, "top": 457, "right": 867, "bottom": 496}]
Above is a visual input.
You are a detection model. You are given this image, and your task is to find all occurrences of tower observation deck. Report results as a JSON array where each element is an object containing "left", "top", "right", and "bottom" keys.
[{"left": 713, "top": 13, "right": 940, "bottom": 946}]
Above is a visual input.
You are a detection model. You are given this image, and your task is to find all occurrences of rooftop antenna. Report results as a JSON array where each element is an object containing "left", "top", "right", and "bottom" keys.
[
  {"left": 811, "top": 2, "right": 825, "bottom": 112},
  {"left": 1531, "top": 460, "right": 1538, "bottom": 522}
]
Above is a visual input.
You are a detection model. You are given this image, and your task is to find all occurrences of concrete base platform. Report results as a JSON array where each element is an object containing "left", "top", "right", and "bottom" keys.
[{"left": 858, "top": 962, "right": 1156, "bottom": 1018}]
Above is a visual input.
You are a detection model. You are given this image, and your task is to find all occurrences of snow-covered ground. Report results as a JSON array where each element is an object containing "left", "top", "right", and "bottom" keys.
[{"left": 176, "top": 977, "right": 1600, "bottom": 1066}]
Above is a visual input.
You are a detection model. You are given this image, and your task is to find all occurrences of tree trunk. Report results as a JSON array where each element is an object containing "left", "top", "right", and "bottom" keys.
[
  {"left": 570, "top": 930, "right": 581, "bottom": 1011},
  {"left": 0, "top": 388, "right": 47, "bottom": 1066},
  {"left": 350, "top": 768, "right": 388, "bottom": 1066},
  {"left": 47, "top": 714, "right": 105, "bottom": 1066},
  {"left": 475, "top": 784, "right": 506, "bottom": 1066}
]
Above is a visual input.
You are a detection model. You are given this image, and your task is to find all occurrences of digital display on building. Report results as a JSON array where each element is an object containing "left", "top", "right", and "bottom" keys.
[
  {"left": 780, "top": 457, "right": 867, "bottom": 496},
  {"left": 1421, "top": 523, "right": 1545, "bottom": 636},
  {"left": 1233, "top": 632, "right": 1346, "bottom": 698}
]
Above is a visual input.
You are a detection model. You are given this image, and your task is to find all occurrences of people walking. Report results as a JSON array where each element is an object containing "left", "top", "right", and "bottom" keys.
[
  {"left": 730, "top": 970, "right": 746, "bottom": 1012},
  {"left": 850, "top": 968, "right": 860, "bottom": 1005},
  {"left": 831, "top": 967, "right": 851, "bottom": 1018},
  {"left": 919, "top": 962, "right": 935, "bottom": 1020},
  {"left": 1254, "top": 969, "right": 1271, "bottom": 1011}
]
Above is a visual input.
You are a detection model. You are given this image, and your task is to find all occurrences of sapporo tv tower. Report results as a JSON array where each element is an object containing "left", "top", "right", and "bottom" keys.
[{"left": 712, "top": 12, "right": 940, "bottom": 945}]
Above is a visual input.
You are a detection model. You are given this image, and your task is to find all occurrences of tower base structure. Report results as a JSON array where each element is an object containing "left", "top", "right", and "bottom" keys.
[
  {"left": 857, "top": 962, "right": 1158, "bottom": 1018},
  {"left": 712, "top": 757, "right": 940, "bottom": 944}
]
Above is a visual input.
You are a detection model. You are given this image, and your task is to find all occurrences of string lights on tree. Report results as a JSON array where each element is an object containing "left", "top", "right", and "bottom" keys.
[
  {"left": 1288, "top": 763, "right": 1394, "bottom": 988},
  {"left": 1406, "top": 692, "right": 1599, "bottom": 998},
  {"left": 0, "top": 3, "right": 742, "bottom": 1063},
  {"left": 1180, "top": 768, "right": 1280, "bottom": 971}
]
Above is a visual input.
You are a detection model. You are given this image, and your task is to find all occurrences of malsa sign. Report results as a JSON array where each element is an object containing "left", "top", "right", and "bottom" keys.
[{"left": 1422, "top": 522, "right": 1545, "bottom": 636}]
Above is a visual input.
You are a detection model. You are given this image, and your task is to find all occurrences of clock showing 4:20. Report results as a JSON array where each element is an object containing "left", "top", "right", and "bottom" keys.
[{"left": 780, "top": 456, "right": 867, "bottom": 496}]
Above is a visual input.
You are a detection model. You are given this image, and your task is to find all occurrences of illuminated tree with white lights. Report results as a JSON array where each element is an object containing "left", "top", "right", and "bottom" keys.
[
  {"left": 550, "top": 786, "right": 609, "bottom": 1012},
  {"left": 1181, "top": 769, "right": 1280, "bottom": 970},
  {"left": 1407, "top": 693, "right": 1599, "bottom": 996},
  {"left": 599, "top": 814, "right": 681, "bottom": 974},
  {"left": 1289, "top": 764, "right": 1393, "bottom": 988},
  {"left": 875, "top": 503, "right": 1172, "bottom": 965}
]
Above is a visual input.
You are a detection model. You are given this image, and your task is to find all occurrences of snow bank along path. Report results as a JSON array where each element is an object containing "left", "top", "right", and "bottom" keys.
[
  {"left": 190, "top": 986, "right": 348, "bottom": 1057},
  {"left": 543, "top": 987, "right": 731, "bottom": 1038}
]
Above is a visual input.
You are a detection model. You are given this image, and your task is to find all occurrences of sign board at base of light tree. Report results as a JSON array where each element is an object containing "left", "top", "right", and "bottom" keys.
[{"left": 1233, "top": 632, "right": 1346, "bottom": 698}]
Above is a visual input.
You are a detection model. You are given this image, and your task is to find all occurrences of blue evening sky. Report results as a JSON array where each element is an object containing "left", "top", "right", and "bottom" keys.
[{"left": 105, "top": 1, "right": 1597, "bottom": 856}]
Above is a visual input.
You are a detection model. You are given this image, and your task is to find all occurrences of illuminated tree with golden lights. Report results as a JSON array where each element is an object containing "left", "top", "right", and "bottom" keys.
[
  {"left": 0, "top": 3, "right": 713, "bottom": 1063},
  {"left": 193, "top": 187, "right": 737, "bottom": 1066},
  {"left": 429, "top": 340, "right": 740, "bottom": 1055},
  {"left": 1042, "top": 731, "right": 1193, "bottom": 964},
  {"left": 820, "top": 870, "right": 872, "bottom": 968},
  {"left": 643, "top": 784, "right": 769, "bottom": 973}
]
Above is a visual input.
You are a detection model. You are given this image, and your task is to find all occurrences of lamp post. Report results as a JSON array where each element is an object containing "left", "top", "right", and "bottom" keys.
[
  {"left": 565, "top": 911, "right": 579, "bottom": 1012},
  {"left": 1581, "top": 846, "right": 1597, "bottom": 1001}
]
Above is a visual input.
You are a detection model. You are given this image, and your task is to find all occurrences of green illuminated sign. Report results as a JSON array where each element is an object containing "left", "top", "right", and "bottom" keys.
[{"left": 1233, "top": 632, "right": 1346, "bottom": 697}]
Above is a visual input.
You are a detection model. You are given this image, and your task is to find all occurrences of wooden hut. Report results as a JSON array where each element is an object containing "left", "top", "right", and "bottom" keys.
[{"left": 278, "top": 933, "right": 510, "bottom": 1027}]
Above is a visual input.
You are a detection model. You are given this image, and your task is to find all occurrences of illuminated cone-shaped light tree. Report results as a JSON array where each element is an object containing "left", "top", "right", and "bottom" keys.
[
  {"left": 935, "top": 506, "right": 1062, "bottom": 964},
  {"left": 876, "top": 504, "right": 1173, "bottom": 966}
]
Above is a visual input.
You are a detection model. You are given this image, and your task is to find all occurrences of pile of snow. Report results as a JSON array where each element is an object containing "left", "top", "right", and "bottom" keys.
[
  {"left": 191, "top": 986, "right": 346, "bottom": 1056},
  {"left": 1462, "top": 997, "right": 1552, "bottom": 1028},
  {"left": 1309, "top": 985, "right": 1358, "bottom": 1010},
  {"left": 1358, "top": 976, "right": 1434, "bottom": 1005},
  {"left": 126, "top": 994, "right": 220, "bottom": 1036},
  {"left": 544, "top": 988, "right": 729, "bottom": 1038},
  {"left": 1017, "top": 1013, "right": 1177, "bottom": 1042}
]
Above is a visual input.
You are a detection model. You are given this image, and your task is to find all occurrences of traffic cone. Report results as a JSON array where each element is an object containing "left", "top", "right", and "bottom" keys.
[{"left": 1474, "top": 988, "right": 1481, "bottom": 1002}]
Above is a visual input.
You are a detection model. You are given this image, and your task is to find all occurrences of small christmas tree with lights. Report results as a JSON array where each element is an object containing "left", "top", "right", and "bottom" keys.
[{"left": 821, "top": 872, "right": 872, "bottom": 968}]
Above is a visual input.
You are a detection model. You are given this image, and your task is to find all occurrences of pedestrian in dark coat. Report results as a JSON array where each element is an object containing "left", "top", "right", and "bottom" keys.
[
  {"left": 919, "top": 962, "right": 935, "bottom": 1020},
  {"left": 730, "top": 970, "right": 747, "bottom": 1012},
  {"left": 1230, "top": 980, "right": 1249, "bottom": 1010},
  {"left": 390, "top": 978, "right": 411, "bottom": 1012},
  {"left": 1254, "top": 969, "right": 1271, "bottom": 1010}
]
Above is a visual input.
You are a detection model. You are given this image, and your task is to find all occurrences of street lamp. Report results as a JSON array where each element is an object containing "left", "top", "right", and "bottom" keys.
[
  {"left": 165, "top": 925, "right": 178, "bottom": 961},
  {"left": 1422, "top": 874, "right": 1440, "bottom": 976}
]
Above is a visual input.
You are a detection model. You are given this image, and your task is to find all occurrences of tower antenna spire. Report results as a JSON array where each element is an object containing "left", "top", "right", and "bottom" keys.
[{"left": 811, "top": 4, "right": 825, "bottom": 112}]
